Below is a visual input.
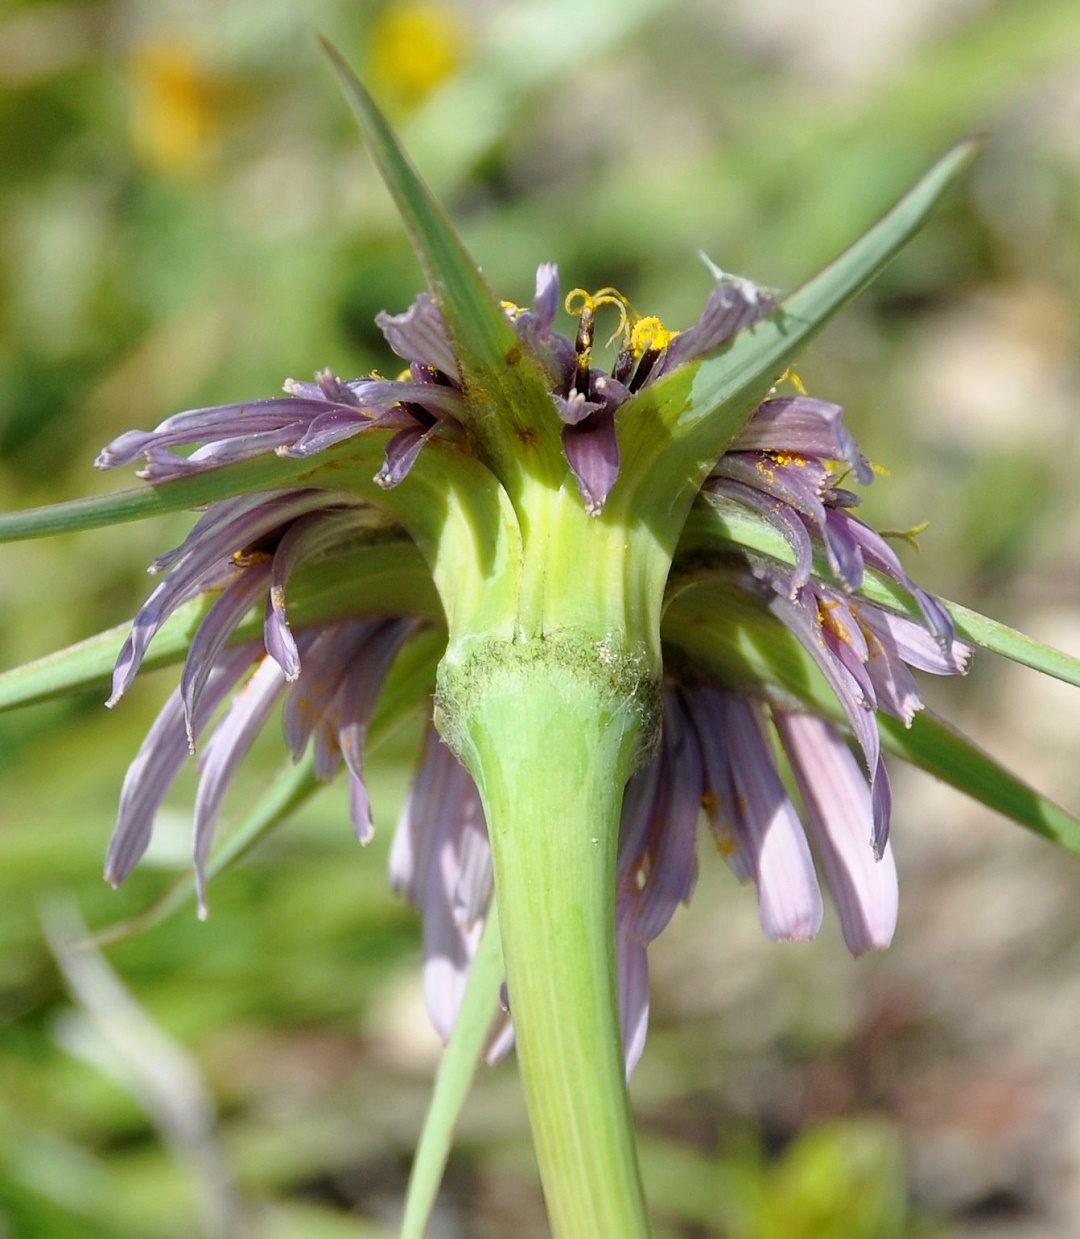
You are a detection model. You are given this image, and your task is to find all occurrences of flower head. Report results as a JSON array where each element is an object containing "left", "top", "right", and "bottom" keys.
[{"left": 97, "top": 260, "right": 969, "bottom": 1070}]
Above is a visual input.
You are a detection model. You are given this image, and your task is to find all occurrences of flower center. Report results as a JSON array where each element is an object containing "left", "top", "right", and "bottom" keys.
[{"left": 565, "top": 287, "right": 679, "bottom": 395}]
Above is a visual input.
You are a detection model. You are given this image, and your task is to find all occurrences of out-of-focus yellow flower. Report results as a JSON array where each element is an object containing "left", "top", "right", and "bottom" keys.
[
  {"left": 366, "top": 2, "right": 465, "bottom": 110},
  {"left": 129, "top": 40, "right": 218, "bottom": 173}
]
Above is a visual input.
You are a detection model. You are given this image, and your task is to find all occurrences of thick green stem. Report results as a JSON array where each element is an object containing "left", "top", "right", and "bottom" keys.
[{"left": 439, "top": 638, "right": 657, "bottom": 1239}]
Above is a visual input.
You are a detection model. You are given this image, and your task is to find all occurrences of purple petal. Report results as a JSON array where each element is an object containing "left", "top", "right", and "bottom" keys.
[
  {"left": 623, "top": 692, "right": 702, "bottom": 943},
  {"left": 719, "top": 693, "right": 824, "bottom": 941},
  {"left": 706, "top": 477, "right": 814, "bottom": 595},
  {"left": 775, "top": 710, "right": 898, "bottom": 953},
  {"left": 103, "top": 645, "right": 256, "bottom": 888},
  {"left": 376, "top": 293, "right": 459, "bottom": 381},
  {"left": 181, "top": 560, "right": 272, "bottom": 747},
  {"left": 733, "top": 397, "right": 872, "bottom": 485},
  {"left": 193, "top": 656, "right": 289, "bottom": 917},
  {"left": 336, "top": 619, "right": 417, "bottom": 842},
  {"left": 616, "top": 903, "right": 650, "bottom": 1077},
  {"left": 110, "top": 492, "right": 334, "bottom": 705},
  {"left": 562, "top": 412, "right": 619, "bottom": 516},
  {"left": 376, "top": 426, "right": 433, "bottom": 489},
  {"left": 653, "top": 278, "right": 774, "bottom": 378}
]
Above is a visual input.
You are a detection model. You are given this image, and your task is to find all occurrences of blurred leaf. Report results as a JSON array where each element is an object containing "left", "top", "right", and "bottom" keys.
[
  {"left": 881, "top": 709, "right": 1080, "bottom": 856},
  {"left": 401, "top": 905, "right": 504, "bottom": 1239}
]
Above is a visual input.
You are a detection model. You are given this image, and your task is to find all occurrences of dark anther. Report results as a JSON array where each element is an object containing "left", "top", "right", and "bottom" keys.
[
  {"left": 573, "top": 304, "right": 595, "bottom": 398},
  {"left": 628, "top": 347, "right": 660, "bottom": 393},
  {"left": 613, "top": 346, "right": 635, "bottom": 384}
]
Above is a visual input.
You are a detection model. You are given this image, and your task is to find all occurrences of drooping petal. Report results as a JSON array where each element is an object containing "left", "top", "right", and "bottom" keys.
[
  {"left": 733, "top": 396, "right": 872, "bottom": 485},
  {"left": 335, "top": 619, "right": 417, "bottom": 843},
  {"left": 193, "top": 656, "right": 290, "bottom": 917},
  {"left": 775, "top": 710, "right": 898, "bottom": 952},
  {"left": 562, "top": 412, "right": 619, "bottom": 516},
  {"left": 616, "top": 904, "right": 650, "bottom": 1078},
  {"left": 716, "top": 692, "right": 824, "bottom": 941},
  {"left": 109, "top": 492, "right": 334, "bottom": 705},
  {"left": 181, "top": 560, "right": 272, "bottom": 746},
  {"left": 103, "top": 645, "right": 257, "bottom": 888}
]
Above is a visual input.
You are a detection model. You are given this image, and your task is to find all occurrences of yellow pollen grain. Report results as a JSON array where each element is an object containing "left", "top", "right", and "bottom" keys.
[
  {"left": 566, "top": 288, "right": 677, "bottom": 357},
  {"left": 630, "top": 316, "right": 678, "bottom": 354},
  {"left": 818, "top": 598, "right": 855, "bottom": 646}
]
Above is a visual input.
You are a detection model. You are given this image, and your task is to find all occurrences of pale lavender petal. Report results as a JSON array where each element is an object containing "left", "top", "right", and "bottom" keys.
[
  {"left": 616, "top": 904, "right": 650, "bottom": 1077},
  {"left": 532, "top": 262, "right": 560, "bottom": 329},
  {"left": 103, "top": 645, "right": 255, "bottom": 887},
  {"left": 110, "top": 491, "right": 335, "bottom": 705},
  {"left": 775, "top": 710, "right": 898, "bottom": 953},
  {"left": 95, "top": 400, "right": 330, "bottom": 471},
  {"left": 277, "top": 410, "right": 379, "bottom": 458},
  {"left": 420, "top": 784, "right": 490, "bottom": 1043},
  {"left": 710, "top": 452, "right": 831, "bottom": 531},
  {"left": 376, "top": 425, "right": 435, "bottom": 489},
  {"left": 618, "top": 749, "right": 663, "bottom": 884},
  {"left": 376, "top": 293, "right": 459, "bottom": 381},
  {"left": 282, "top": 621, "right": 380, "bottom": 768},
  {"left": 553, "top": 390, "right": 604, "bottom": 426},
  {"left": 181, "top": 560, "right": 272, "bottom": 747},
  {"left": 193, "top": 657, "right": 289, "bottom": 917},
  {"left": 871, "top": 753, "right": 893, "bottom": 859},
  {"left": 722, "top": 694, "right": 823, "bottom": 941},
  {"left": 390, "top": 727, "right": 476, "bottom": 905},
  {"left": 860, "top": 604, "right": 971, "bottom": 676},
  {"left": 264, "top": 510, "right": 371, "bottom": 681},
  {"left": 509, "top": 264, "right": 577, "bottom": 387},
  {"left": 822, "top": 506, "right": 865, "bottom": 589},
  {"left": 336, "top": 619, "right": 417, "bottom": 841},
  {"left": 138, "top": 424, "right": 309, "bottom": 479}
]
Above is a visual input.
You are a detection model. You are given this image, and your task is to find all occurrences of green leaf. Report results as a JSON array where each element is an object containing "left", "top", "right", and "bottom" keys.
[
  {"left": 401, "top": 904, "right": 505, "bottom": 1239},
  {"left": 319, "top": 39, "right": 563, "bottom": 483},
  {"left": 0, "top": 435, "right": 391, "bottom": 544},
  {"left": 880, "top": 710, "right": 1080, "bottom": 857},
  {"left": 0, "top": 541, "right": 441, "bottom": 713},
  {"left": 614, "top": 139, "right": 982, "bottom": 545},
  {"left": 677, "top": 496, "right": 1080, "bottom": 690},
  {"left": 661, "top": 577, "right": 1080, "bottom": 854}
]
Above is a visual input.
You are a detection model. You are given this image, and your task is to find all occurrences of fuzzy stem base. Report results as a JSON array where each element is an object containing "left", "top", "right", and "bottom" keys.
[{"left": 438, "top": 636, "right": 657, "bottom": 1239}]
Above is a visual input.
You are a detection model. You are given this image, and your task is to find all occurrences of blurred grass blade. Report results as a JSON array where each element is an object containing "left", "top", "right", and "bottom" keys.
[
  {"left": 617, "top": 140, "right": 982, "bottom": 518},
  {"left": 318, "top": 38, "right": 562, "bottom": 474},
  {"left": 880, "top": 710, "right": 1080, "bottom": 855},
  {"left": 402, "top": 905, "right": 504, "bottom": 1239}
]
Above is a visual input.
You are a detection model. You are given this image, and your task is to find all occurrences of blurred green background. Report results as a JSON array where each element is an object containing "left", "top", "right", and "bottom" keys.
[{"left": 2, "top": 0, "right": 1080, "bottom": 1235}]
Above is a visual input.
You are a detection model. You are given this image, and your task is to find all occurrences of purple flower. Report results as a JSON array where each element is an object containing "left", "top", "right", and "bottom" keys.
[{"left": 97, "top": 261, "right": 969, "bottom": 1070}]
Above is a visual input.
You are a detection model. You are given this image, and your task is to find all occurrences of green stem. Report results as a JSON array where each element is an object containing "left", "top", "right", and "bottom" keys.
[{"left": 439, "top": 638, "right": 657, "bottom": 1239}]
